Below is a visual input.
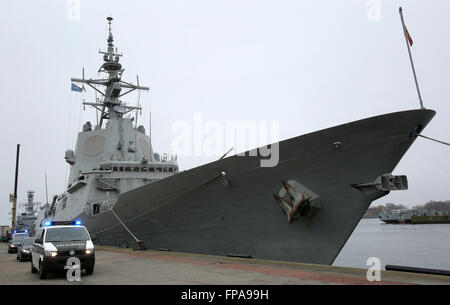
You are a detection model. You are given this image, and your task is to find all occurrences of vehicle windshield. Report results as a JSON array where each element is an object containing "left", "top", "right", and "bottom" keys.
[
  {"left": 23, "top": 238, "right": 34, "bottom": 246},
  {"left": 45, "top": 227, "right": 90, "bottom": 242},
  {"left": 13, "top": 233, "right": 28, "bottom": 238},
  {"left": 12, "top": 238, "right": 25, "bottom": 244}
]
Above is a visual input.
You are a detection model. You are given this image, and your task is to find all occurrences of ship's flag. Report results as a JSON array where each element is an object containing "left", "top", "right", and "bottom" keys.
[
  {"left": 71, "top": 83, "right": 85, "bottom": 92},
  {"left": 404, "top": 26, "right": 413, "bottom": 46}
]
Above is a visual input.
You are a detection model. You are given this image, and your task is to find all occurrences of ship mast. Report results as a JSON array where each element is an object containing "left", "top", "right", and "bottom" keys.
[{"left": 71, "top": 16, "right": 149, "bottom": 129}]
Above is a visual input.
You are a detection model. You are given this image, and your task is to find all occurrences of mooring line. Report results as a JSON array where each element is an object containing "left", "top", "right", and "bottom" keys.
[
  {"left": 109, "top": 208, "right": 140, "bottom": 242},
  {"left": 418, "top": 134, "right": 450, "bottom": 147}
]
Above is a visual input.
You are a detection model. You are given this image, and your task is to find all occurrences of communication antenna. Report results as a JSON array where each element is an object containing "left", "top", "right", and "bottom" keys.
[
  {"left": 149, "top": 96, "right": 152, "bottom": 158},
  {"left": 135, "top": 75, "right": 141, "bottom": 128},
  {"left": 71, "top": 16, "right": 149, "bottom": 130}
]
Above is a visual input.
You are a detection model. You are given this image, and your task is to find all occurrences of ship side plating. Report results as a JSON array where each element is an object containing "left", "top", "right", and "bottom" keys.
[{"left": 82, "top": 109, "right": 434, "bottom": 264}]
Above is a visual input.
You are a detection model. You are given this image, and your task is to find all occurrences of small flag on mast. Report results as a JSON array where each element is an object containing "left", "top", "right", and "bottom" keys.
[
  {"left": 71, "top": 83, "right": 86, "bottom": 92},
  {"left": 399, "top": 6, "right": 424, "bottom": 109},
  {"left": 404, "top": 26, "right": 413, "bottom": 46}
]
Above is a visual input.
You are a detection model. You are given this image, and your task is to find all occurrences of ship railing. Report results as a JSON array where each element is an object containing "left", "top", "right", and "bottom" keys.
[{"left": 155, "top": 153, "right": 177, "bottom": 163}]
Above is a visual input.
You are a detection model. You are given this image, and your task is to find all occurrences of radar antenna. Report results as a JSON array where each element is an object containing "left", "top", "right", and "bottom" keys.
[{"left": 71, "top": 16, "right": 149, "bottom": 128}]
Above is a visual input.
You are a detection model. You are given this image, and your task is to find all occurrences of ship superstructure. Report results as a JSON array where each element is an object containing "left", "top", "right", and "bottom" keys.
[
  {"left": 16, "top": 191, "right": 39, "bottom": 232},
  {"left": 35, "top": 17, "right": 177, "bottom": 231}
]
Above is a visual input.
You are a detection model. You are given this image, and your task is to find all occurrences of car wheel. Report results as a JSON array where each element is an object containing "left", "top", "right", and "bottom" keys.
[
  {"left": 85, "top": 264, "right": 95, "bottom": 275},
  {"left": 39, "top": 261, "right": 48, "bottom": 279},
  {"left": 31, "top": 261, "right": 37, "bottom": 273}
]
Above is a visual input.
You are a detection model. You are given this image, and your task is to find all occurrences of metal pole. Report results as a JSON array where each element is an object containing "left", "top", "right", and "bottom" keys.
[
  {"left": 45, "top": 172, "right": 49, "bottom": 205},
  {"left": 135, "top": 75, "right": 140, "bottom": 129},
  {"left": 12, "top": 144, "right": 20, "bottom": 230},
  {"left": 219, "top": 147, "right": 234, "bottom": 160},
  {"left": 399, "top": 7, "right": 424, "bottom": 109},
  {"left": 149, "top": 95, "right": 152, "bottom": 161}
]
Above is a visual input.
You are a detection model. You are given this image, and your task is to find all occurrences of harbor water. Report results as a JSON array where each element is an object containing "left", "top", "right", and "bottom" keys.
[{"left": 333, "top": 218, "right": 450, "bottom": 270}]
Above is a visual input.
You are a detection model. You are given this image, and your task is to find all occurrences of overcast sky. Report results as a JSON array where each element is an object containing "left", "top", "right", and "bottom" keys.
[{"left": 1, "top": 0, "right": 449, "bottom": 225}]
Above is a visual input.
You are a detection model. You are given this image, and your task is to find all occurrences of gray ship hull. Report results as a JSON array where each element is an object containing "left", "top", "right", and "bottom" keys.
[{"left": 76, "top": 109, "right": 435, "bottom": 265}]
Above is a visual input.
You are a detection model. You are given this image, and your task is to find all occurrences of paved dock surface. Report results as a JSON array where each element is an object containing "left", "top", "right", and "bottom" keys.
[{"left": 0, "top": 243, "right": 448, "bottom": 285}]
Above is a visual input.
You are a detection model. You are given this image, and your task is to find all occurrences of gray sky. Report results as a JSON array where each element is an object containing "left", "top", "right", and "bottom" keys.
[{"left": 1, "top": 0, "right": 449, "bottom": 226}]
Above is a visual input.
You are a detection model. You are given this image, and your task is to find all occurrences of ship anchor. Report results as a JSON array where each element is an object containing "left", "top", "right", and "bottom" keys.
[{"left": 273, "top": 180, "right": 320, "bottom": 223}]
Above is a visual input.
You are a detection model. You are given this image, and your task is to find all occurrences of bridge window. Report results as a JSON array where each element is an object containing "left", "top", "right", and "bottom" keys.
[
  {"left": 133, "top": 167, "right": 140, "bottom": 172},
  {"left": 149, "top": 167, "right": 155, "bottom": 172},
  {"left": 61, "top": 198, "right": 67, "bottom": 210},
  {"left": 125, "top": 167, "right": 131, "bottom": 172},
  {"left": 113, "top": 167, "right": 118, "bottom": 172},
  {"left": 93, "top": 204, "right": 100, "bottom": 215}
]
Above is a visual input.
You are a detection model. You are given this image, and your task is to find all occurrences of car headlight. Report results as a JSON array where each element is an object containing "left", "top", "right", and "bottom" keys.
[
  {"left": 85, "top": 249, "right": 94, "bottom": 255},
  {"left": 10, "top": 245, "right": 15, "bottom": 248},
  {"left": 45, "top": 251, "right": 58, "bottom": 257},
  {"left": 23, "top": 250, "right": 30, "bottom": 254}
]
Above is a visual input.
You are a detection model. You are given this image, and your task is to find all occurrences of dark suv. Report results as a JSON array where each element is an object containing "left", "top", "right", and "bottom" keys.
[
  {"left": 8, "top": 236, "right": 27, "bottom": 253},
  {"left": 17, "top": 237, "right": 34, "bottom": 261}
]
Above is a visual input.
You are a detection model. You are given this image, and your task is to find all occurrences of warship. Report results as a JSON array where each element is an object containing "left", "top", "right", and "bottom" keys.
[
  {"left": 34, "top": 17, "right": 435, "bottom": 265},
  {"left": 15, "top": 191, "right": 39, "bottom": 232},
  {"left": 380, "top": 208, "right": 449, "bottom": 224}
]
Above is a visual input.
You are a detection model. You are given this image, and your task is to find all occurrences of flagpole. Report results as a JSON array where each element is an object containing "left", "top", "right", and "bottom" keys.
[{"left": 399, "top": 7, "right": 424, "bottom": 109}]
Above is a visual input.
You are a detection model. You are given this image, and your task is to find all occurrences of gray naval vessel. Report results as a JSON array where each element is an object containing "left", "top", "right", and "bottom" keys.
[
  {"left": 380, "top": 208, "right": 446, "bottom": 224},
  {"left": 16, "top": 191, "right": 39, "bottom": 232},
  {"left": 34, "top": 17, "right": 436, "bottom": 265}
]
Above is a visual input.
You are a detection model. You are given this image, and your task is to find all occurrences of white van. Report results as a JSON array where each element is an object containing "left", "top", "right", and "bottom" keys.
[{"left": 31, "top": 221, "right": 95, "bottom": 279}]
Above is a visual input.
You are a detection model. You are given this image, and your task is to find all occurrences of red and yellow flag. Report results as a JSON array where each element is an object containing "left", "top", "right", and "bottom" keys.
[{"left": 404, "top": 26, "right": 413, "bottom": 46}]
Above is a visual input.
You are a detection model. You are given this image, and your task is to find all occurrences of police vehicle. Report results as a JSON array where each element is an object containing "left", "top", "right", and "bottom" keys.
[
  {"left": 31, "top": 221, "right": 95, "bottom": 279},
  {"left": 12, "top": 231, "right": 29, "bottom": 239},
  {"left": 7, "top": 231, "right": 29, "bottom": 253},
  {"left": 17, "top": 237, "right": 34, "bottom": 261}
]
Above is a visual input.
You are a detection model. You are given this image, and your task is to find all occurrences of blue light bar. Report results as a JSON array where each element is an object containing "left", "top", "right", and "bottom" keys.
[
  {"left": 24, "top": 230, "right": 28, "bottom": 233},
  {"left": 13, "top": 230, "right": 17, "bottom": 233},
  {"left": 43, "top": 220, "right": 82, "bottom": 227}
]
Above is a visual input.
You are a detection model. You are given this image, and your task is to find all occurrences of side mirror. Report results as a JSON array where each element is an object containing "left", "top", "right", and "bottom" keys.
[
  {"left": 91, "top": 234, "right": 97, "bottom": 241},
  {"left": 34, "top": 239, "right": 42, "bottom": 244}
]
